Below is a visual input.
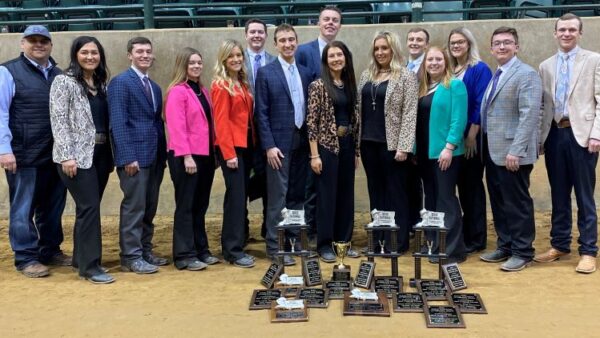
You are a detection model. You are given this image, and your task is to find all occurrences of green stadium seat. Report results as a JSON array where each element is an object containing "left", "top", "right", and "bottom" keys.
[
  {"left": 468, "top": 0, "right": 515, "bottom": 20},
  {"left": 155, "top": 7, "right": 196, "bottom": 28},
  {"left": 196, "top": 7, "right": 239, "bottom": 27},
  {"left": 515, "top": 0, "right": 553, "bottom": 18},
  {"left": 59, "top": 5, "right": 100, "bottom": 31},
  {"left": 58, "top": 0, "right": 85, "bottom": 6},
  {"left": 288, "top": 3, "right": 321, "bottom": 25},
  {"left": 103, "top": 7, "right": 143, "bottom": 30},
  {"left": 241, "top": 3, "right": 286, "bottom": 26},
  {"left": 376, "top": 2, "right": 412, "bottom": 24},
  {"left": 20, "top": 0, "right": 50, "bottom": 8},
  {"left": 422, "top": 1, "right": 464, "bottom": 21},
  {"left": 559, "top": 0, "right": 600, "bottom": 17},
  {"left": 337, "top": 3, "right": 374, "bottom": 24}
]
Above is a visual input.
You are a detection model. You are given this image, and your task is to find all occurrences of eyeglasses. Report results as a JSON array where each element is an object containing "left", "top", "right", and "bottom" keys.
[
  {"left": 491, "top": 40, "right": 515, "bottom": 48},
  {"left": 449, "top": 39, "right": 467, "bottom": 47}
]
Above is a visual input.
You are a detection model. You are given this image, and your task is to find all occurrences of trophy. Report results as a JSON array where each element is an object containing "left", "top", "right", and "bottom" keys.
[{"left": 332, "top": 241, "right": 351, "bottom": 281}]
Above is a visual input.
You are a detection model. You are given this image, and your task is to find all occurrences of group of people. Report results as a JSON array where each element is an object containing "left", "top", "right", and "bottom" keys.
[{"left": 1, "top": 7, "right": 598, "bottom": 285}]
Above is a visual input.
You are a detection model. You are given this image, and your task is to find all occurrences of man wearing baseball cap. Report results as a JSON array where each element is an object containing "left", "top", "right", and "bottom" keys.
[{"left": 0, "top": 25, "right": 71, "bottom": 278}]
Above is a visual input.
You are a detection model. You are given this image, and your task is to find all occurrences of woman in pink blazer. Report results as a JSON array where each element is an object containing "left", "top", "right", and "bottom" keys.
[{"left": 165, "top": 47, "right": 220, "bottom": 271}]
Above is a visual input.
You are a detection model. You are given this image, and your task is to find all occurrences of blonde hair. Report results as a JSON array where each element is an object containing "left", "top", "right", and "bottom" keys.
[
  {"left": 166, "top": 47, "right": 203, "bottom": 94},
  {"left": 418, "top": 46, "right": 453, "bottom": 98},
  {"left": 211, "top": 39, "right": 249, "bottom": 96},
  {"left": 447, "top": 27, "right": 482, "bottom": 70},
  {"left": 366, "top": 31, "right": 407, "bottom": 83}
]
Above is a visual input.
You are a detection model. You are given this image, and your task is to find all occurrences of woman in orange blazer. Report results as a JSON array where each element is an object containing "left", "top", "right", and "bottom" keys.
[{"left": 211, "top": 39, "right": 255, "bottom": 268}]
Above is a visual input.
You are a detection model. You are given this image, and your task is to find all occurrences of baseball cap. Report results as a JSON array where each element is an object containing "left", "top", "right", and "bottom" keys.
[{"left": 23, "top": 25, "right": 52, "bottom": 40}]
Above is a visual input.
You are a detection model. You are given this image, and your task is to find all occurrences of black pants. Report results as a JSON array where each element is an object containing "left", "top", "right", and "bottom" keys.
[
  {"left": 58, "top": 143, "right": 112, "bottom": 277},
  {"left": 218, "top": 146, "right": 252, "bottom": 261},
  {"left": 406, "top": 155, "right": 423, "bottom": 229},
  {"left": 361, "top": 141, "right": 410, "bottom": 253},
  {"left": 168, "top": 151, "right": 215, "bottom": 263},
  {"left": 457, "top": 137, "right": 487, "bottom": 251},
  {"left": 484, "top": 135, "right": 535, "bottom": 260},
  {"left": 316, "top": 136, "right": 355, "bottom": 253},
  {"left": 418, "top": 155, "right": 466, "bottom": 260}
]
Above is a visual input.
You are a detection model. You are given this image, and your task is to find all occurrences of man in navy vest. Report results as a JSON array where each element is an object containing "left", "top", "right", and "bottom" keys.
[{"left": 0, "top": 25, "right": 70, "bottom": 278}]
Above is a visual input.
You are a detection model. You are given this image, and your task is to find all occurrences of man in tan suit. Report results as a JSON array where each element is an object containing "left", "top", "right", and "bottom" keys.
[{"left": 536, "top": 13, "right": 600, "bottom": 274}]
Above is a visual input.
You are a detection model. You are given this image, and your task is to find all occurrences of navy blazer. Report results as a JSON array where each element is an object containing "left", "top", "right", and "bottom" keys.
[
  {"left": 255, "top": 59, "right": 315, "bottom": 153},
  {"left": 108, "top": 68, "right": 166, "bottom": 168},
  {"left": 295, "top": 39, "right": 321, "bottom": 76}
]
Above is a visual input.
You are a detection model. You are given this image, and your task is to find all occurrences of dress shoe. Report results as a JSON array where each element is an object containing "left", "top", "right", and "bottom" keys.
[
  {"left": 20, "top": 262, "right": 49, "bottom": 278},
  {"left": 175, "top": 258, "right": 207, "bottom": 271},
  {"left": 320, "top": 251, "right": 336, "bottom": 263},
  {"left": 575, "top": 255, "right": 597, "bottom": 274},
  {"left": 47, "top": 253, "right": 72, "bottom": 266},
  {"left": 84, "top": 273, "right": 115, "bottom": 284},
  {"left": 465, "top": 246, "right": 485, "bottom": 255},
  {"left": 245, "top": 253, "right": 256, "bottom": 261},
  {"left": 533, "top": 248, "right": 569, "bottom": 263},
  {"left": 480, "top": 249, "right": 511, "bottom": 263},
  {"left": 143, "top": 253, "right": 169, "bottom": 266},
  {"left": 347, "top": 249, "right": 360, "bottom": 258},
  {"left": 121, "top": 258, "right": 159, "bottom": 274},
  {"left": 231, "top": 256, "right": 255, "bottom": 268},
  {"left": 199, "top": 254, "right": 221, "bottom": 265},
  {"left": 72, "top": 266, "right": 110, "bottom": 273},
  {"left": 501, "top": 256, "right": 531, "bottom": 272}
]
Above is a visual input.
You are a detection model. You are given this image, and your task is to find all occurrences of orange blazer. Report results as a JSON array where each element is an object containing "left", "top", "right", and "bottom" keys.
[{"left": 210, "top": 81, "right": 254, "bottom": 160}]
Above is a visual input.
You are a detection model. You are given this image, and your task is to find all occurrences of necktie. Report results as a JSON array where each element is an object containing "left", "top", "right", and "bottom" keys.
[
  {"left": 481, "top": 69, "right": 503, "bottom": 133},
  {"left": 253, "top": 54, "right": 262, "bottom": 84},
  {"left": 288, "top": 65, "right": 303, "bottom": 129},
  {"left": 554, "top": 54, "right": 570, "bottom": 122},
  {"left": 142, "top": 76, "right": 153, "bottom": 107},
  {"left": 408, "top": 61, "right": 415, "bottom": 72}
]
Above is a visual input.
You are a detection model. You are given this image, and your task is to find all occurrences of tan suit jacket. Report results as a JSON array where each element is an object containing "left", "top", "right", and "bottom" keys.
[{"left": 539, "top": 48, "right": 600, "bottom": 147}]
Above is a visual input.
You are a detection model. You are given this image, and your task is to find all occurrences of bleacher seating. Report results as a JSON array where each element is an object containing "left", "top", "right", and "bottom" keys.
[{"left": 1, "top": 0, "right": 599, "bottom": 32}]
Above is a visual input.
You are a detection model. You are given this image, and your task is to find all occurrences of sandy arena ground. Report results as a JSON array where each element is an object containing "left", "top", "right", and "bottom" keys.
[{"left": 0, "top": 212, "right": 599, "bottom": 338}]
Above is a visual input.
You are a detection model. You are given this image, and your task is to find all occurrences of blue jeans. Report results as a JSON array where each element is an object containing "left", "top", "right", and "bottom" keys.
[{"left": 6, "top": 165, "right": 67, "bottom": 269}]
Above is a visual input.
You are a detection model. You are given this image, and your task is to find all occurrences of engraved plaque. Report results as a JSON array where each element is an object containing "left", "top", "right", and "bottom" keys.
[
  {"left": 451, "top": 293, "right": 487, "bottom": 314},
  {"left": 392, "top": 292, "right": 424, "bottom": 313},
  {"left": 442, "top": 263, "right": 467, "bottom": 291},
  {"left": 374, "top": 276, "right": 402, "bottom": 298},
  {"left": 354, "top": 260, "right": 376, "bottom": 289},
  {"left": 417, "top": 279, "right": 448, "bottom": 301},
  {"left": 261, "top": 263, "right": 283, "bottom": 289},
  {"left": 249, "top": 289, "right": 282, "bottom": 310},
  {"left": 298, "top": 288, "right": 329, "bottom": 308},
  {"left": 302, "top": 257, "right": 322, "bottom": 286}
]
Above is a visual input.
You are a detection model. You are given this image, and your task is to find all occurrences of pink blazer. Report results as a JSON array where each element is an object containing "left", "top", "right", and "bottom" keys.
[{"left": 165, "top": 82, "right": 213, "bottom": 156}]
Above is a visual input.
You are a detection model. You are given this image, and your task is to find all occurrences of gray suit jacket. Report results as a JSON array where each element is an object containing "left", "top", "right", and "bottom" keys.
[
  {"left": 244, "top": 49, "right": 276, "bottom": 94},
  {"left": 539, "top": 48, "right": 600, "bottom": 147},
  {"left": 481, "top": 57, "right": 542, "bottom": 166}
]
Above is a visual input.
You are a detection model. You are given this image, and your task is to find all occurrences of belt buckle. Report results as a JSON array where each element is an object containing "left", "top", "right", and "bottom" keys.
[
  {"left": 337, "top": 126, "right": 349, "bottom": 137},
  {"left": 557, "top": 119, "right": 570, "bottom": 128},
  {"left": 95, "top": 133, "right": 107, "bottom": 144}
]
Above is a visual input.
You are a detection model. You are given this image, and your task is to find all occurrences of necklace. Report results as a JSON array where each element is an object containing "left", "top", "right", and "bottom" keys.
[
  {"left": 454, "top": 64, "right": 466, "bottom": 77},
  {"left": 370, "top": 80, "right": 386, "bottom": 111},
  {"left": 379, "top": 68, "right": 391, "bottom": 73},
  {"left": 333, "top": 79, "right": 344, "bottom": 89},
  {"left": 428, "top": 81, "right": 440, "bottom": 94}
]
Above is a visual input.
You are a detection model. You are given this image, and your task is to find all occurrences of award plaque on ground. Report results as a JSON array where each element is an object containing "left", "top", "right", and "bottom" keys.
[
  {"left": 343, "top": 289, "right": 390, "bottom": 317},
  {"left": 424, "top": 302, "right": 466, "bottom": 328},
  {"left": 417, "top": 279, "right": 449, "bottom": 301},
  {"left": 332, "top": 241, "right": 351, "bottom": 281},
  {"left": 451, "top": 293, "right": 487, "bottom": 314},
  {"left": 302, "top": 257, "right": 322, "bottom": 287},
  {"left": 324, "top": 280, "right": 352, "bottom": 300},
  {"left": 374, "top": 276, "right": 402, "bottom": 298},
  {"left": 298, "top": 288, "right": 329, "bottom": 308},
  {"left": 249, "top": 289, "right": 283, "bottom": 310},
  {"left": 442, "top": 262, "right": 467, "bottom": 291},
  {"left": 354, "top": 260, "right": 376, "bottom": 289},
  {"left": 392, "top": 292, "right": 424, "bottom": 313},
  {"left": 261, "top": 263, "right": 283, "bottom": 288},
  {"left": 270, "top": 298, "right": 308, "bottom": 323}
]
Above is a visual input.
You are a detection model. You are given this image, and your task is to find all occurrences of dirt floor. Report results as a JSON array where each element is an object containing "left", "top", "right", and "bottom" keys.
[{"left": 0, "top": 212, "right": 599, "bottom": 338}]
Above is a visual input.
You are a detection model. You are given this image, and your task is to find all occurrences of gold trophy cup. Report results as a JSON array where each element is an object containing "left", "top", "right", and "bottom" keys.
[{"left": 332, "top": 241, "right": 351, "bottom": 281}]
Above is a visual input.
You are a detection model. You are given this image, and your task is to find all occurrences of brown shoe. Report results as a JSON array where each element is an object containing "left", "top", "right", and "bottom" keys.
[
  {"left": 21, "top": 262, "right": 49, "bottom": 278},
  {"left": 533, "top": 248, "right": 568, "bottom": 263},
  {"left": 47, "top": 253, "right": 72, "bottom": 266},
  {"left": 575, "top": 255, "right": 596, "bottom": 274}
]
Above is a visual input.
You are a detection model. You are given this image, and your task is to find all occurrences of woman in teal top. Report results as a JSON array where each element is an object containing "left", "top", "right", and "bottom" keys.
[{"left": 415, "top": 46, "right": 468, "bottom": 264}]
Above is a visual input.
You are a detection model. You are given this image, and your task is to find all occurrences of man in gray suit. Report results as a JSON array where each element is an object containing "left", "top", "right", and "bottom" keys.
[
  {"left": 244, "top": 18, "right": 276, "bottom": 93},
  {"left": 535, "top": 13, "right": 600, "bottom": 274},
  {"left": 479, "top": 27, "right": 542, "bottom": 272}
]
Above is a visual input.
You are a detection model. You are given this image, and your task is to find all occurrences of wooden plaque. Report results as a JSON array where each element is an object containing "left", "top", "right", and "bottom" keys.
[
  {"left": 392, "top": 292, "right": 424, "bottom": 313},
  {"left": 249, "top": 289, "right": 282, "bottom": 310},
  {"left": 276, "top": 286, "right": 301, "bottom": 297},
  {"left": 343, "top": 291, "right": 390, "bottom": 317},
  {"left": 442, "top": 262, "right": 467, "bottom": 291},
  {"left": 374, "top": 276, "right": 402, "bottom": 298},
  {"left": 270, "top": 300, "right": 308, "bottom": 323},
  {"left": 297, "top": 288, "right": 329, "bottom": 308},
  {"left": 261, "top": 263, "right": 283, "bottom": 289},
  {"left": 324, "top": 280, "right": 352, "bottom": 300},
  {"left": 424, "top": 303, "right": 466, "bottom": 328},
  {"left": 451, "top": 293, "right": 487, "bottom": 314},
  {"left": 354, "top": 260, "right": 376, "bottom": 289},
  {"left": 417, "top": 279, "right": 449, "bottom": 301},
  {"left": 302, "top": 257, "right": 322, "bottom": 286},
  {"left": 332, "top": 265, "right": 351, "bottom": 282}
]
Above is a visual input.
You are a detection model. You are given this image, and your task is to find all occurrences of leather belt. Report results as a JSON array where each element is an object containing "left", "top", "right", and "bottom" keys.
[
  {"left": 95, "top": 133, "right": 108, "bottom": 144},
  {"left": 554, "top": 119, "right": 571, "bottom": 129},
  {"left": 337, "top": 125, "right": 353, "bottom": 137}
]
